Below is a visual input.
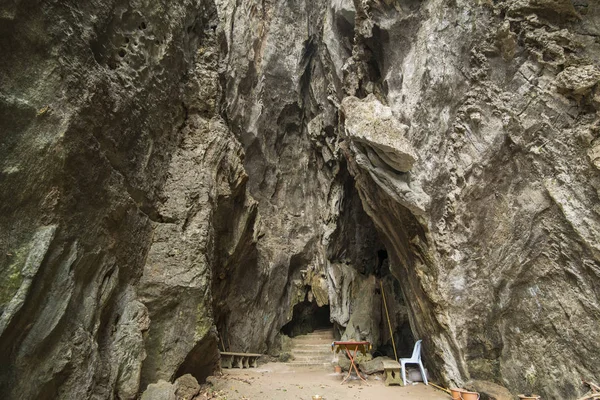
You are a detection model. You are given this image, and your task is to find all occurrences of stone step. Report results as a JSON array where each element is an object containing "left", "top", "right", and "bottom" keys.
[
  {"left": 292, "top": 338, "right": 333, "bottom": 346},
  {"left": 287, "top": 328, "right": 335, "bottom": 367},
  {"left": 285, "top": 362, "right": 332, "bottom": 367},
  {"left": 292, "top": 352, "right": 333, "bottom": 358},
  {"left": 291, "top": 354, "right": 332, "bottom": 358},
  {"left": 291, "top": 357, "right": 334, "bottom": 363},
  {"left": 301, "top": 329, "right": 334, "bottom": 335},
  {"left": 309, "top": 329, "right": 334, "bottom": 335},
  {"left": 291, "top": 345, "right": 333, "bottom": 351},
  {"left": 291, "top": 347, "right": 332, "bottom": 353},
  {"left": 291, "top": 357, "right": 333, "bottom": 362},
  {"left": 291, "top": 354, "right": 333, "bottom": 361},
  {"left": 291, "top": 337, "right": 333, "bottom": 344},
  {"left": 291, "top": 336, "right": 333, "bottom": 343},
  {"left": 292, "top": 347, "right": 333, "bottom": 356},
  {"left": 292, "top": 345, "right": 332, "bottom": 350},
  {"left": 291, "top": 352, "right": 333, "bottom": 358},
  {"left": 292, "top": 329, "right": 333, "bottom": 337}
]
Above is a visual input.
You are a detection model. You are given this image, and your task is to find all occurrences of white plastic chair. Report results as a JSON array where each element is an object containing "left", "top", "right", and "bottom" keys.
[{"left": 399, "top": 339, "right": 428, "bottom": 386}]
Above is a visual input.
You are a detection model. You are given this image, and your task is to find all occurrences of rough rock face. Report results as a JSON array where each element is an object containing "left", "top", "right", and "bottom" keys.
[
  {"left": 334, "top": 1, "right": 600, "bottom": 398},
  {"left": 1, "top": 0, "right": 216, "bottom": 398},
  {"left": 1, "top": 0, "right": 599, "bottom": 399},
  {"left": 341, "top": 95, "right": 417, "bottom": 173}
]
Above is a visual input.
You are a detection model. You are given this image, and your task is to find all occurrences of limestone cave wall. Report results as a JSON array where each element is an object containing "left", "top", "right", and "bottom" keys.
[{"left": 1, "top": 0, "right": 599, "bottom": 399}]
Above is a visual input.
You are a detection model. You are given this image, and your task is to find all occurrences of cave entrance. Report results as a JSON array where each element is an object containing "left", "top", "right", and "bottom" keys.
[
  {"left": 324, "top": 165, "right": 418, "bottom": 362},
  {"left": 281, "top": 298, "right": 332, "bottom": 338}
]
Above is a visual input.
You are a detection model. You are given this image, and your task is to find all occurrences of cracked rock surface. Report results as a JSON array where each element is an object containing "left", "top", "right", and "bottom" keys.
[{"left": 1, "top": 0, "right": 599, "bottom": 399}]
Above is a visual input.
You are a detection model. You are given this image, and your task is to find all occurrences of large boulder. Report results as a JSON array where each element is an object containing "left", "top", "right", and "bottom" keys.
[
  {"left": 341, "top": 95, "right": 417, "bottom": 173},
  {"left": 359, "top": 356, "right": 394, "bottom": 375},
  {"left": 140, "top": 375, "right": 200, "bottom": 400},
  {"left": 140, "top": 380, "right": 177, "bottom": 400}
]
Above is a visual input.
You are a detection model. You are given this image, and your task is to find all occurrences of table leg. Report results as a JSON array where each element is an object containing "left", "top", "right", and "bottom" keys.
[
  {"left": 351, "top": 347, "right": 368, "bottom": 383},
  {"left": 340, "top": 347, "right": 368, "bottom": 384},
  {"left": 341, "top": 347, "right": 353, "bottom": 384}
]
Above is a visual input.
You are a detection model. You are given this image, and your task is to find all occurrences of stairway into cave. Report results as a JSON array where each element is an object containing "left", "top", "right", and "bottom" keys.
[
  {"left": 280, "top": 298, "right": 335, "bottom": 365},
  {"left": 286, "top": 328, "right": 335, "bottom": 366}
]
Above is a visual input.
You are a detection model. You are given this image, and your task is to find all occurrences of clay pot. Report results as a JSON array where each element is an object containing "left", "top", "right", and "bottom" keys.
[
  {"left": 334, "top": 365, "right": 342, "bottom": 374},
  {"left": 451, "top": 388, "right": 481, "bottom": 400},
  {"left": 518, "top": 395, "right": 541, "bottom": 400},
  {"left": 460, "top": 391, "right": 480, "bottom": 400}
]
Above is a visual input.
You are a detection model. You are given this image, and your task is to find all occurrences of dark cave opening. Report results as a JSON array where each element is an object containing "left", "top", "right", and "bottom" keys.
[
  {"left": 376, "top": 248, "right": 388, "bottom": 277},
  {"left": 325, "top": 164, "right": 417, "bottom": 361},
  {"left": 281, "top": 296, "right": 332, "bottom": 338}
]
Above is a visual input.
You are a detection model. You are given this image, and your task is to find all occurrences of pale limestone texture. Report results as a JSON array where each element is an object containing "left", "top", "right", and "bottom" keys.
[
  {"left": 342, "top": 95, "right": 417, "bottom": 172},
  {"left": 1, "top": 0, "right": 599, "bottom": 399}
]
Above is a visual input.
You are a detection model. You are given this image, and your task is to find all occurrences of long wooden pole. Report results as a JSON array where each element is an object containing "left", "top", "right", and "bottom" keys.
[
  {"left": 430, "top": 382, "right": 452, "bottom": 394},
  {"left": 380, "top": 280, "right": 398, "bottom": 361}
]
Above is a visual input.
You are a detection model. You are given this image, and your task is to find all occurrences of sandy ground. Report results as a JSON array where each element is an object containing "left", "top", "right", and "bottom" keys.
[{"left": 209, "top": 362, "right": 451, "bottom": 400}]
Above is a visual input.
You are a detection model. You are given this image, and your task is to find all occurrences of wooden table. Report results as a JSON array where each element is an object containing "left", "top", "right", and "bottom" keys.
[{"left": 331, "top": 341, "right": 371, "bottom": 384}]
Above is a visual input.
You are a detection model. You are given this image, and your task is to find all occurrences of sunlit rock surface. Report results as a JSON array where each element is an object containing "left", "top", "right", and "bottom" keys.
[{"left": 1, "top": 0, "right": 599, "bottom": 399}]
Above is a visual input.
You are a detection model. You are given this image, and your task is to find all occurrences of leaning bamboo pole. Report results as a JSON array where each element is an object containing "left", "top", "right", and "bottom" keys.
[
  {"left": 380, "top": 280, "right": 398, "bottom": 361},
  {"left": 430, "top": 382, "right": 452, "bottom": 394}
]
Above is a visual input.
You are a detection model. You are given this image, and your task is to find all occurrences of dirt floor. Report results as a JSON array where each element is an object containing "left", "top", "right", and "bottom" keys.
[{"left": 207, "top": 362, "right": 451, "bottom": 400}]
